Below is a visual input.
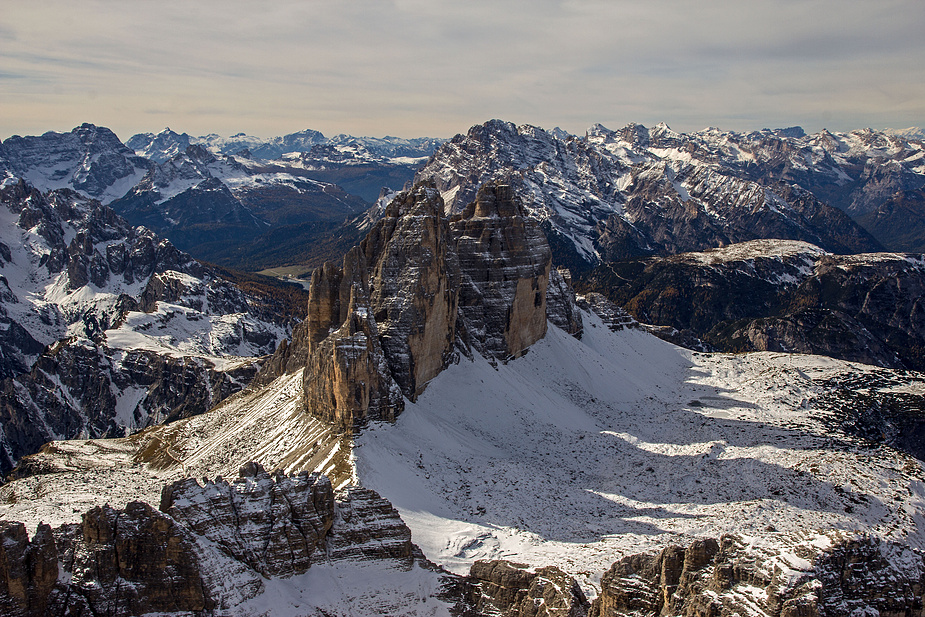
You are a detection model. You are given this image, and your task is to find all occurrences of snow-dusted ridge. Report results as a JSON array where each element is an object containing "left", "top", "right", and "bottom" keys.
[
  {"left": 0, "top": 181, "right": 298, "bottom": 475},
  {"left": 3, "top": 310, "right": 923, "bottom": 608}
]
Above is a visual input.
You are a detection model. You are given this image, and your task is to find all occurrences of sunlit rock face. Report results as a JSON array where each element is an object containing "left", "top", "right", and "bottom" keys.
[
  {"left": 451, "top": 182, "right": 551, "bottom": 360},
  {"left": 362, "top": 185, "right": 460, "bottom": 398},
  {"left": 259, "top": 180, "right": 567, "bottom": 430}
]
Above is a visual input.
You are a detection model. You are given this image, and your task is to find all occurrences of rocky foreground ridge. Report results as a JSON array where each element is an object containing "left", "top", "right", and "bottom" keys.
[
  {"left": 467, "top": 533, "right": 925, "bottom": 617},
  {"left": 0, "top": 463, "right": 420, "bottom": 616},
  {"left": 4, "top": 459, "right": 921, "bottom": 617},
  {"left": 259, "top": 180, "right": 581, "bottom": 430}
]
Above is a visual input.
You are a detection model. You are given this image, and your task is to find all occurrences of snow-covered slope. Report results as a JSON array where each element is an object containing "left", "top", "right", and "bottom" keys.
[
  {"left": 124, "top": 127, "right": 192, "bottom": 163},
  {"left": 354, "top": 313, "right": 925, "bottom": 586},
  {"left": 0, "top": 180, "right": 297, "bottom": 474},
  {"left": 4, "top": 309, "right": 923, "bottom": 610}
]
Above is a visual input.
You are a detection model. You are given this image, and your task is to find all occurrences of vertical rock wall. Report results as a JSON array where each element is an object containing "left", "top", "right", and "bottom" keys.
[
  {"left": 260, "top": 180, "right": 572, "bottom": 431},
  {"left": 362, "top": 185, "right": 460, "bottom": 398},
  {"left": 451, "top": 183, "right": 551, "bottom": 360}
]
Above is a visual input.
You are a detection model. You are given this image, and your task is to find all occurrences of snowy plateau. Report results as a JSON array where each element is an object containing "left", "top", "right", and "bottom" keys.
[{"left": 2, "top": 310, "right": 925, "bottom": 616}]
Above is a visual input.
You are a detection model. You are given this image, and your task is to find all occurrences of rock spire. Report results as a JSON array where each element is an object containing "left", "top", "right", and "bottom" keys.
[{"left": 260, "top": 180, "right": 575, "bottom": 430}]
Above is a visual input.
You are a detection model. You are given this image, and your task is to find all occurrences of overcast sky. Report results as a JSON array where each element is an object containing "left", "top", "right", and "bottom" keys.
[{"left": 2, "top": 0, "right": 924, "bottom": 141}]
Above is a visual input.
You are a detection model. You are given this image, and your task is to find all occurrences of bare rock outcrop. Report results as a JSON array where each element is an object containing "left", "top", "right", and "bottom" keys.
[
  {"left": 260, "top": 180, "right": 567, "bottom": 431},
  {"left": 327, "top": 485, "right": 415, "bottom": 565},
  {"left": 451, "top": 183, "right": 551, "bottom": 360},
  {"left": 302, "top": 284, "right": 404, "bottom": 428},
  {"left": 589, "top": 535, "right": 925, "bottom": 617},
  {"left": 547, "top": 267, "right": 583, "bottom": 337},
  {"left": 0, "top": 502, "right": 211, "bottom": 617},
  {"left": 467, "top": 559, "right": 590, "bottom": 617},
  {"left": 160, "top": 461, "right": 335, "bottom": 577},
  {"left": 362, "top": 185, "right": 460, "bottom": 398},
  {"left": 0, "top": 465, "right": 426, "bottom": 616}
]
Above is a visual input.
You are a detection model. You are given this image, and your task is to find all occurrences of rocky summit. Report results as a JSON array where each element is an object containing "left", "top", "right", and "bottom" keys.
[{"left": 260, "top": 180, "right": 565, "bottom": 431}]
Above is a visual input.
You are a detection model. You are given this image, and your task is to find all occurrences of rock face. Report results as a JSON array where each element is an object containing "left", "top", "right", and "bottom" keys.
[
  {"left": 546, "top": 267, "right": 584, "bottom": 337},
  {"left": 327, "top": 486, "right": 414, "bottom": 564},
  {"left": 0, "top": 342, "right": 258, "bottom": 477},
  {"left": 579, "top": 239, "right": 925, "bottom": 370},
  {"left": 0, "top": 180, "right": 301, "bottom": 475},
  {"left": 0, "top": 464, "right": 421, "bottom": 616},
  {"left": 589, "top": 535, "right": 925, "bottom": 617},
  {"left": 467, "top": 559, "right": 590, "bottom": 617},
  {"left": 451, "top": 183, "right": 551, "bottom": 359},
  {"left": 161, "top": 462, "right": 335, "bottom": 577},
  {"left": 416, "top": 120, "right": 887, "bottom": 270},
  {"left": 0, "top": 502, "right": 210, "bottom": 617},
  {"left": 0, "top": 123, "right": 151, "bottom": 204},
  {"left": 262, "top": 181, "right": 566, "bottom": 431},
  {"left": 363, "top": 187, "right": 461, "bottom": 397},
  {"left": 302, "top": 283, "right": 404, "bottom": 428}
]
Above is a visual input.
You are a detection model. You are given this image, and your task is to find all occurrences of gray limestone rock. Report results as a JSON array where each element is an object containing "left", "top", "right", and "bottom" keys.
[{"left": 589, "top": 535, "right": 925, "bottom": 617}]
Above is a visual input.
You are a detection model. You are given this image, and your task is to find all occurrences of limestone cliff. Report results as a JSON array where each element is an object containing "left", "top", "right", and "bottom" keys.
[
  {"left": 362, "top": 185, "right": 460, "bottom": 398},
  {"left": 302, "top": 283, "right": 403, "bottom": 428},
  {"left": 0, "top": 464, "right": 421, "bottom": 616},
  {"left": 589, "top": 534, "right": 925, "bottom": 617},
  {"left": 451, "top": 183, "right": 551, "bottom": 360},
  {"left": 260, "top": 180, "right": 569, "bottom": 431}
]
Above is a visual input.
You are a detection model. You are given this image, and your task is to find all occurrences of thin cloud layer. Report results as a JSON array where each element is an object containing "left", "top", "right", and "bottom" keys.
[{"left": 2, "top": 0, "right": 923, "bottom": 140}]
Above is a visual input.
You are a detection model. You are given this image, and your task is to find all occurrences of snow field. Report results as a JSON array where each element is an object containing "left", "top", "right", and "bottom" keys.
[{"left": 355, "top": 311, "right": 925, "bottom": 594}]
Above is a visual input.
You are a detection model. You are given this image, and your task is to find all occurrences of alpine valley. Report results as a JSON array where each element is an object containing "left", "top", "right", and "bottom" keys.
[{"left": 0, "top": 120, "right": 923, "bottom": 616}]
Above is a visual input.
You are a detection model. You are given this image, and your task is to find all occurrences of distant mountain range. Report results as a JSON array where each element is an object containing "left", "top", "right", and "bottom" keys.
[
  {"left": 3, "top": 121, "right": 923, "bottom": 273},
  {"left": 0, "top": 124, "right": 447, "bottom": 268},
  {"left": 416, "top": 120, "right": 925, "bottom": 268}
]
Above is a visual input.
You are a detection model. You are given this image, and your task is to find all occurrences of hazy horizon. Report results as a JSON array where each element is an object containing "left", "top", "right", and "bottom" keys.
[{"left": 2, "top": 1, "right": 924, "bottom": 141}]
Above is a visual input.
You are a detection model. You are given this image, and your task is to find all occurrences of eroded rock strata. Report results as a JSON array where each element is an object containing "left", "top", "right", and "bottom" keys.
[
  {"left": 0, "top": 464, "right": 419, "bottom": 617},
  {"left": 589, "top": 535, "right": 925, "bottom": 617},
  {"left": 467, "top": 559, "right": 590, "bottom": 617},
  {"left": 262, "top": 181, "right": 568, "bottom": 431}
]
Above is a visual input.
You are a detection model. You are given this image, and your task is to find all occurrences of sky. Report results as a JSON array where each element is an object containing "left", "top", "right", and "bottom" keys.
[{"left": 2, "top": 0, "right": 924, "bottom": 142}]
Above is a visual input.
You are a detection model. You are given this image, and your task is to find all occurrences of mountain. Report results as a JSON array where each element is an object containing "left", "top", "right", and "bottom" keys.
[
  {"left": 109, "top": 143, "right": 368, "bottom": 266},
  {"left": 884, "top": 126, "right": 925, "bottom": 141},
  {"left": 578, "top": 239, "right": 925, "bottom": 370},
  {"left": 129, "top": 128, "right": 446, "bottom": 202},
  {"left": 0, "top": 180, "right": 307, "bottom": 475},
  {"left": 416, "top": 120, "right": 925, "bottom": 267},
  {"left": 2, "top": 124, "right": 441, "bottom": 270},
  {"left": 1, "top": 180, "right": 924, "bottom": 615},
  {"left": 193, "top": 128, "right": 327, "bottom": 159},
  {"left": 0, "top": 124, "right": 152, "bottom": 204},
  {"left": 124, "top": 127, "right": 192, "bottom": 163},
  {"left": 135, "top": 129, "right": 443, "bottom": 164}
]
